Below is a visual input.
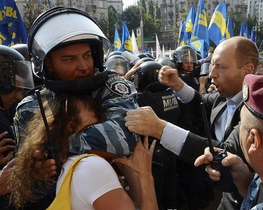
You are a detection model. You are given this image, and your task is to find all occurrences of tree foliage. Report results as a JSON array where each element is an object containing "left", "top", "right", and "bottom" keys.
[
  {"left": 155, "top": 2, "right": 161, "bottom": 19},
  {"left": 119, "top": 4, "right": 161, "bottom": 40},
  {"left": 23, "top": 2, "right": 44, "bottom": 34},
  {"left": 148, "top": 0, "right": 154, "bottom": 19},
  {"left": 142, "top": 0, "right": 146, "bottom": 12},
  {"left": 143, "top": 13, "right": 161, "bottom": 38},
  {"left": 107, "top": 5, "right": 119, "bottom": 43},
  {"left": 121, "top": 6, "right": 141, "bottom": 30},
  {"left": 230, "top": 12, "right": 263, "bottom": 48},
  {"left": 97, "top": 17, "right": 109, "bottom": 40}
]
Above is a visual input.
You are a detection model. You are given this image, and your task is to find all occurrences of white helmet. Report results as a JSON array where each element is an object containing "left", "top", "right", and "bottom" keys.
[{"left": 27, "top": 7, "right": 111, "bottom": 94}]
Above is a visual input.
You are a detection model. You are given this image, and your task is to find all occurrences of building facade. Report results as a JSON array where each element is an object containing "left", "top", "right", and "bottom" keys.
[
  {"left": 16, "top": 0, "right": 109, "bottom": 24},
  {"left": 155, "top": 0, "right": 250, "bottom": 49},
  {"left": 108, "top": 0, "right": 123, "bottom": 14},
  {"left": 15, "top": 0, "right": 259, "bottom": 51}
]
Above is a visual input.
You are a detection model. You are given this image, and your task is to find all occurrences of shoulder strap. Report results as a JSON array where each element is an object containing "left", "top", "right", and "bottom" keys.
[{"left": 47, "top": 154, "right": 96, "bottom": 210}]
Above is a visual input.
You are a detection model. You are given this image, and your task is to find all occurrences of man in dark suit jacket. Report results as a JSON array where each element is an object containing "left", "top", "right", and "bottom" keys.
[
  {"left": 124, "top": 36, "right": 259, "bottom": 210},
  {"left": 195, "top": 74, "right": 263, "bottom": 209}
]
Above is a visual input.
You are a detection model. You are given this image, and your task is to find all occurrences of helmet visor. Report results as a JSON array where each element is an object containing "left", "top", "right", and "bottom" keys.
[
  {"left": 1, "top": 60, "right": 34, "bottom": 90},
  {"left": 200, "top": 62, "right": 212, "bottom": 76},
  {"left": 177, "top": 49, "right": 198, "bottom": 64},
  {"left": 106, "top": 58, "right": 129, "bottom": 73},
  {"left": 30, "top": 11, "right": 111, "bottom": 75}
]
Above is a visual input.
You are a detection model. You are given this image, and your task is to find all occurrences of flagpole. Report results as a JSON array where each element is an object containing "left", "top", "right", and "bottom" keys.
[
  {"left": 139, "top": 0, "right": 144, "bottom": 53},
  {"left": 253, "top": 24, "right": 260, "bottom": 47}
]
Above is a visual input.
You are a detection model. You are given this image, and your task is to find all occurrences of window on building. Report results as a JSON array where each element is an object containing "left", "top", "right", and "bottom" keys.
[
  {"left": 98, "top": 1, "right": 104, "bottom": 8},
  {"left": 77, "top": 0, "right": 82, "bottom": 6},
  {"left": 63, "top": 0, "right": 68, "bottom": 6}
]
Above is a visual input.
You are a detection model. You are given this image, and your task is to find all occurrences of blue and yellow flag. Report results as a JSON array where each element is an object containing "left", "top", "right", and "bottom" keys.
[
  {"left": 178, "top": 21, "right": 186, "bottom": 46},
  {"left": 184, "top": 5, "right": 196, "bottom": 44},
  {"left": 226, "top": 15, "right": 234, "bottom": 39},
  {"left": 121, "top": 21, "right": 133, "bottom": 53},
  {"left": 239, "top": 22, "right": 246, "bottom": 37},
  {"left": 208, "top": 2, "right": 226, "bottom": 46},
  {"left": 245, "top": 24, "right": 250, "bottom": 38},
  {"left": 0, "top": 0, "right": 27, "bottom": 46},
  {"left": 114, "top": 28, "right": 121, "bottom": 51},
  {"left": 190, "top": 0, "right": 209, "bottom": 58}
]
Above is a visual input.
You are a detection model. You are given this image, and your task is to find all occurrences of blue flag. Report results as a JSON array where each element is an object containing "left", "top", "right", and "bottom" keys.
[
  {"left": 226, "top": 15, "right": 234, "bottom": 39},
  {"left": 190, "top": 0, "right": 209, "bottom": 58},
  {"left": 239, "top": 22, "right": 246, "bottom": 37},
  {"left": 251, "top": 27, "right": 256, "bottom": 43},
  {"left": 184, "top": 5, "right": 196, "bottom": 44},
  {"left": 208, "top": 2, "right": 226, "bottom": 46},
  {"left": 178, "top": 21, "right": 186, "bottom": 46},
  {"left": 245, "top": 24, "right": 250, "bottom": 38},
  {"left": 0, "top": 0, "right": 27, "bottom": 46},
  {"left": 113, "top": 28, "right": 121, "bottom": 51},
  {"left": 121, "top": 21, "right": 133, "bottom": 53}
]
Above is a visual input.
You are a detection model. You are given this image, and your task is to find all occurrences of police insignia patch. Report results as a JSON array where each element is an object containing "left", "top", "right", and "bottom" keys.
[{"left": 106, "top": 76, "right": 131, "bottom": 96}]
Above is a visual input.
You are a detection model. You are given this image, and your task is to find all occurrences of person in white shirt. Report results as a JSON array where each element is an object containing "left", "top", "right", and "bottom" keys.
[{"left": 10, "top": 94, "right": 158, "bottom": 210}]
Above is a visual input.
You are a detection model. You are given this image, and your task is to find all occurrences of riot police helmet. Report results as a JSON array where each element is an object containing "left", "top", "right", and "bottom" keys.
[
  {"left": 135, "top": 57, "right": 154, "bottom": 65},
  {"left": 11, "top": 43, "right": 44, "bottom": 87},
  {"left": 145, "top": 52, "right": 155, "bottom": 59},
  {"left": 107, "top": 51, "right": 122, "bottom": 59},
  {"left": 134, "top": 61, "right": 164, "bottom": 92},
  {"left": 105, "top": 55, "right": 130, "bottom": 76},
  {"left": 11, "top": 44, "right": 30, "bottom": 61},
  {"left": 27, "top": 7, "right": 111, "bottom": 94},
  {"left": 137, "top": 53, "right": 149, "bottom": 59},
  {"left": 157, "top": 57, "right": 176, "bottom": 69},
  {"left": 200, "top": 56, "right": 212, "bottom": 76},
  {"left": 173, "top": 45, "right": 198, "bottom": 69},
  {"left": 0, "top": 45, "right": 34, "bottom": 94}
]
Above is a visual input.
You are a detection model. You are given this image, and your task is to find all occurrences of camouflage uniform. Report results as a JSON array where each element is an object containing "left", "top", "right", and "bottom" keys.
[{"left": 15, "top": 71, "right": 138, "bottom": 156}]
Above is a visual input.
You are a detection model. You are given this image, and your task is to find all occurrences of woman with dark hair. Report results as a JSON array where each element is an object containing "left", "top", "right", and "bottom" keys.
[{"left": 10, "top": 94, "right": 157, "bottom": 210}]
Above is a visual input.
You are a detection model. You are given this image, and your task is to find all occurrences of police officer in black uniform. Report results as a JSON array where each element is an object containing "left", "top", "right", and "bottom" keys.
[
  {"left": 173, "top": 45, "right": 212, "bottom": 209},
  {"left": 0, "top": 45, "right": 34, "bottom": 210},
  {"left": 132, "top": 60, "right": 181, "bottom": 210}
]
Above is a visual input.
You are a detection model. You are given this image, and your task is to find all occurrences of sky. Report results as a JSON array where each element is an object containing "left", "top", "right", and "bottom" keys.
[{"left": 123, "top": 0, "right": 137, "bottom": 9}]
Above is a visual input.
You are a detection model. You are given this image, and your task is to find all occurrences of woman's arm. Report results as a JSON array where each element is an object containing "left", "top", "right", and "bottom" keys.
[
  {"left": 0, "top": 158, "right": 16, "bottom": 196},
  {"left": 112, "top": 136, "right": 158, "bottom": 210}
]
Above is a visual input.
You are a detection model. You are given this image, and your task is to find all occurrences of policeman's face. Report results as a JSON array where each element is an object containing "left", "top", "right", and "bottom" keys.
[
  {"left": 181, "top": 55, "right": 194, "bottom": 73},
  {"left": 45, "top": 43, "right": 94, "bottom": 80},
  {"left": 113, "top": 67, "right": 126, "bottom": 77},
  {"left": 0, "top": 87, "right": 23, "bottom": 109}
]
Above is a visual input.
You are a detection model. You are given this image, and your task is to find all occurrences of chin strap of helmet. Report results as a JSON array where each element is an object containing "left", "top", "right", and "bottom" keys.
[
  {"left": 35, "top": 89, "right": 59, "bottom": 179},
  {"left": 44, "top": 71, "right": 108, "bottom": 94}
]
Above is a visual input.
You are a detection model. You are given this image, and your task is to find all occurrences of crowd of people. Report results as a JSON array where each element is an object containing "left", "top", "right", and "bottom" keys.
[{"left": 1, "top": 5, "right": 263, "bottom": 210}]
